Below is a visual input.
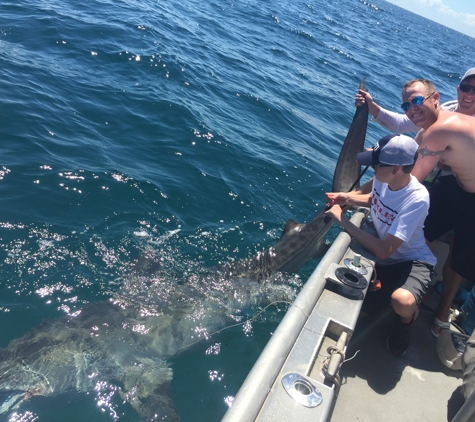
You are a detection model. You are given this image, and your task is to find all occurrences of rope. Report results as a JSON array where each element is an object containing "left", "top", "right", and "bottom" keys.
[{"left": 322, "top": 344, "right": 346, "bottom": 392}]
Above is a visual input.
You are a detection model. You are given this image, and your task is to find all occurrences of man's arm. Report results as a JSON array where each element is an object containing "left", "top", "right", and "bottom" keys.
[
  {"left": 325, "top": 204, "right": 404, "bottom": 260},
  {"left": 412, "top": 131, "right": 447, "bottom": 183},
  {"left": 355, "top": 90, "right": 420, "bottom": 133}
]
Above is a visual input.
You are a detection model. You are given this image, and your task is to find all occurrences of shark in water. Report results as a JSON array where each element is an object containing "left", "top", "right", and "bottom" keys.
[
  {"left": 0, "top": 270, "right": 296, "bottom": 421},
  {"left": 220, "top": 78, "right": 369, "bottom": 280},
  {"left": 0, "top": 80, "right": 369, "bottom": 421}
]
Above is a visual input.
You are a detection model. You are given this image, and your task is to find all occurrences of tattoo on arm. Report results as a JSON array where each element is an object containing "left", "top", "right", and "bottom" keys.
[{"left": 419, "top": 146, "right": 444, "bottom": 157}]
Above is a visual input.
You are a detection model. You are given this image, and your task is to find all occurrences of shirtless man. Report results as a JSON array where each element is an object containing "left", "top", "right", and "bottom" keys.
[
  {"left": 402, "top": 77, "right": 475, "bottom": 336},
  {"left": 357, "top": 68, "right": 475, "bottom": 187},
  {"left": 355, "top": 67, "right": 475, "bottom": 132}
]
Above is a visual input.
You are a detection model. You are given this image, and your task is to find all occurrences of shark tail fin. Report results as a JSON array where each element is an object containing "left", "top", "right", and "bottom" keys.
[{"left": 359, "top": 76, "right": 367, "bottom": 92}]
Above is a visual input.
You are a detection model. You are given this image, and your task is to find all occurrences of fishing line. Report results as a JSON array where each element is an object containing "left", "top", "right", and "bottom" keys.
[
  {"left": 174, "top": 300, "right": 309, "bottom": 354},
  {"left": 175, "top": 165, "right": 378, "bottom": 356},
  {"left": 344, "top": 349, "right": 360, "bottom": 362},
  {"left": 348, "top": 165, "right": 369, "bottom": 193}
]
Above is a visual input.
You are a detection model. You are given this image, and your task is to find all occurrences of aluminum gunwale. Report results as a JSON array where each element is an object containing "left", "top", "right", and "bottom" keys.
[{"left": 222, "top": 209, "right": 367, "bottom": 422}]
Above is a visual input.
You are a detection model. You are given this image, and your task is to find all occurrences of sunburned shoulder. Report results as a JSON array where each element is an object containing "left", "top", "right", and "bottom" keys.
[
  {"left": 441, "top": 110, "right": 475, "bottom": 124},
  {"left": 422, "top": 112, "right": 475, "bottom": 145}
]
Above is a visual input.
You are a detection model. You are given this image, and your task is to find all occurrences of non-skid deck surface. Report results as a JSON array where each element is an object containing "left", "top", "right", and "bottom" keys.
[{"left": 331, "top": 304, "right": 463, "bottom": 421}]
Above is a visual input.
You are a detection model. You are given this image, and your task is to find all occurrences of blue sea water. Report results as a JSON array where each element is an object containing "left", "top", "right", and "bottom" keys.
[{"left": 0, "top": 0, "right": 473, "bottom": 421}]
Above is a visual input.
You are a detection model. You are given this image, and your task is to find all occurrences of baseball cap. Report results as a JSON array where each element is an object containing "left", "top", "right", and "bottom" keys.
[
  {"left": 461, "top": 67, "right": 475, "bottom": 84},
  {"left": 357, "top": 134, "right": 418, "bottom": 166}
]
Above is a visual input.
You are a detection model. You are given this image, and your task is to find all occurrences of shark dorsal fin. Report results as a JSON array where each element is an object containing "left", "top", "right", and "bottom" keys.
[{"left": 279, "top": 219, "right": 306, "bottom": 241}]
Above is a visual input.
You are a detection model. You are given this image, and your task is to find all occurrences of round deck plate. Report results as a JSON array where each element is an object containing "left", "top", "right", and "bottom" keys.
[
  {"left": 282, "top": 373, "right": 323, "bottom": 408},
  {"left": 343, "top": 258, "right": 368, "bottom": 275}
]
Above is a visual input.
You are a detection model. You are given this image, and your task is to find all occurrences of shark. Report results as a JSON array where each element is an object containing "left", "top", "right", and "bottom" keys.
[
  {"left": 0, "top": 269, "right": 297, "bottom": 421},
  {"left": 219, "top": 78, "right": 369, "bottom": 280},
  {"left": 0, "top": 80, "right": 369, "bottom": 421}
]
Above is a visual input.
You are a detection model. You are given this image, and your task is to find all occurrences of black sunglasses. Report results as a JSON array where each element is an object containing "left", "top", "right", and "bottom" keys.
[
  {"left": 400, "top": 92, "right": 435, "bottom": 112},
  {"left": 460, "top": 84, "right": 475, "bottom": 94}
]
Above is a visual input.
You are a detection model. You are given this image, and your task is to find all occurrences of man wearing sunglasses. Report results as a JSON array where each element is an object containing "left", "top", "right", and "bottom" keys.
[
  {"left": 355, "top": 67, "right": 475, "bottom": 133},
  {"left": 403, "top": 77, "right": 475, "bottom": 341},
  {"left": 325, "top": 134, "right": 436, "bottom": 357},
  {"left": 354, "top": 69, "right": 475, "bottom": 339}
]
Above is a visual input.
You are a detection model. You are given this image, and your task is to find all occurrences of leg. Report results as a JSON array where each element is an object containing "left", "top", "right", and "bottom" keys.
[
  {"left": 432, "top": 235, "right": 465, "bottom": 336},
  {"left": 424, "top": 177, "right": 475, "bottom": 336},
  {"left": 386, "top": 261, "right": 431, "bottom": 357},
  {"left": 391, "top": 288, "right": 418, "bottom": 323}
]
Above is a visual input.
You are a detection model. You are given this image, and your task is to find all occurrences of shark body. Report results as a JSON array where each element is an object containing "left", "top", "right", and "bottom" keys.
[{"left": 0, "top": 273, "right": 296, "bottom": 421}]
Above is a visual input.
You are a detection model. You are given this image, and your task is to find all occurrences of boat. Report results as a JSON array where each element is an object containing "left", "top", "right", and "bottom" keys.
[{"left": 222, "top": 207, "right": 470, "bottom": 421}]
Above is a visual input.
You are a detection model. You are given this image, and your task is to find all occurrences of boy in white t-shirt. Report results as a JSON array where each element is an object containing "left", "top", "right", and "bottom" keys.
[{"left": 325, "top": 134, "right": 436, "bottom": 357}]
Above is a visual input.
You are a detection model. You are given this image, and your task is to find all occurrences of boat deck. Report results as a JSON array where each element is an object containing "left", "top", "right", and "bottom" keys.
[
  {"left": 223, "top": 214, "right": 468, "bottom": 422},
  {"left": 332, "top": 290, "right": 464, "bottom": 422}
]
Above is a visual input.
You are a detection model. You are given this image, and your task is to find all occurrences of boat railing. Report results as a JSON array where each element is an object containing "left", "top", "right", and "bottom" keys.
[{"left": 222, "top": 207, "right": 374, "bottom": 422}]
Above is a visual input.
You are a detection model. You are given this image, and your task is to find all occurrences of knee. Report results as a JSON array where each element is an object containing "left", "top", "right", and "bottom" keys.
[{"left": 391, "top": 289, "right": 417, "bottom": 315}]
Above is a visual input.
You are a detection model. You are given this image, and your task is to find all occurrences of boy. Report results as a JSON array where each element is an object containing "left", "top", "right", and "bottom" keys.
[{"left": 325, "top": 134, "right": 436, "bottom": 356}]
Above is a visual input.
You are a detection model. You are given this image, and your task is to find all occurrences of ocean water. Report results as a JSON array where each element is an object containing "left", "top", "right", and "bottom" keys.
[{"left": 0, "top": 0, "right": 473, "bottom": 421}]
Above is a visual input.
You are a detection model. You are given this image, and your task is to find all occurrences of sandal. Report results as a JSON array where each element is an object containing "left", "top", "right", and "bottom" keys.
[{"left": 431, "top": 317, "right": 451, "bottom": 338}]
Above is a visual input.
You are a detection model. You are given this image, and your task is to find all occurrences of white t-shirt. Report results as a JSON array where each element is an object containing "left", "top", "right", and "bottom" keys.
[{"left": 371, "top": 175, "right": 436, "bottom": 266}]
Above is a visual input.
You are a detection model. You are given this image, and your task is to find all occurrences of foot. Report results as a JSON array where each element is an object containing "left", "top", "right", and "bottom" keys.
[
  {"left": 387, "top": 312, "right": 417, "bottom": 357},
  {"left": 431, "top": 316, "right": 451, "bottom": 338}
]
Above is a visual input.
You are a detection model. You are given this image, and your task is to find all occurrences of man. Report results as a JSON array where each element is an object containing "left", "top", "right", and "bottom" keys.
[
  {"left": 355, "top": 67, "right": 475, "bottom": 132},
  {"left": 357, "top": 67, "right": 475, "bottom": 186},
  {"left": 326, "top": 134, "right": 436, "bottom": 357},
  {"left": 401, "top": 77, "right": 475, "bottom": 337}
]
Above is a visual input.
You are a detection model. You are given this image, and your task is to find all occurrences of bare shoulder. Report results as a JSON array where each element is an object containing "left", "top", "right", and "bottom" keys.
[
  {"left": 414, "top": 112, "right": 475, "bottom": 183},
  {"left": 422, "top": 111, "right": 475, "bottom": 147},
  {"left": 441, "top": 110, "right": 475, "bottom": 128},
  {"left": 418, "top": 119, "right": 450, "bottom": 153}
]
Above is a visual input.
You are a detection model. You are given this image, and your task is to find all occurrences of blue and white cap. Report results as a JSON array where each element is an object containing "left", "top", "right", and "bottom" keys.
[{"left": 357, "top": 134, "right": 418, "bottom": 166}]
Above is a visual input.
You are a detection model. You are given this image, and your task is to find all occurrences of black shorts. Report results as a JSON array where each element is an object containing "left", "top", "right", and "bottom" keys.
[
  {"left": 362, "top": 260, "right": 432, "bottom": 315},
  {"left": 424, "top": 175, "right": 475, "bottom": 280}
]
